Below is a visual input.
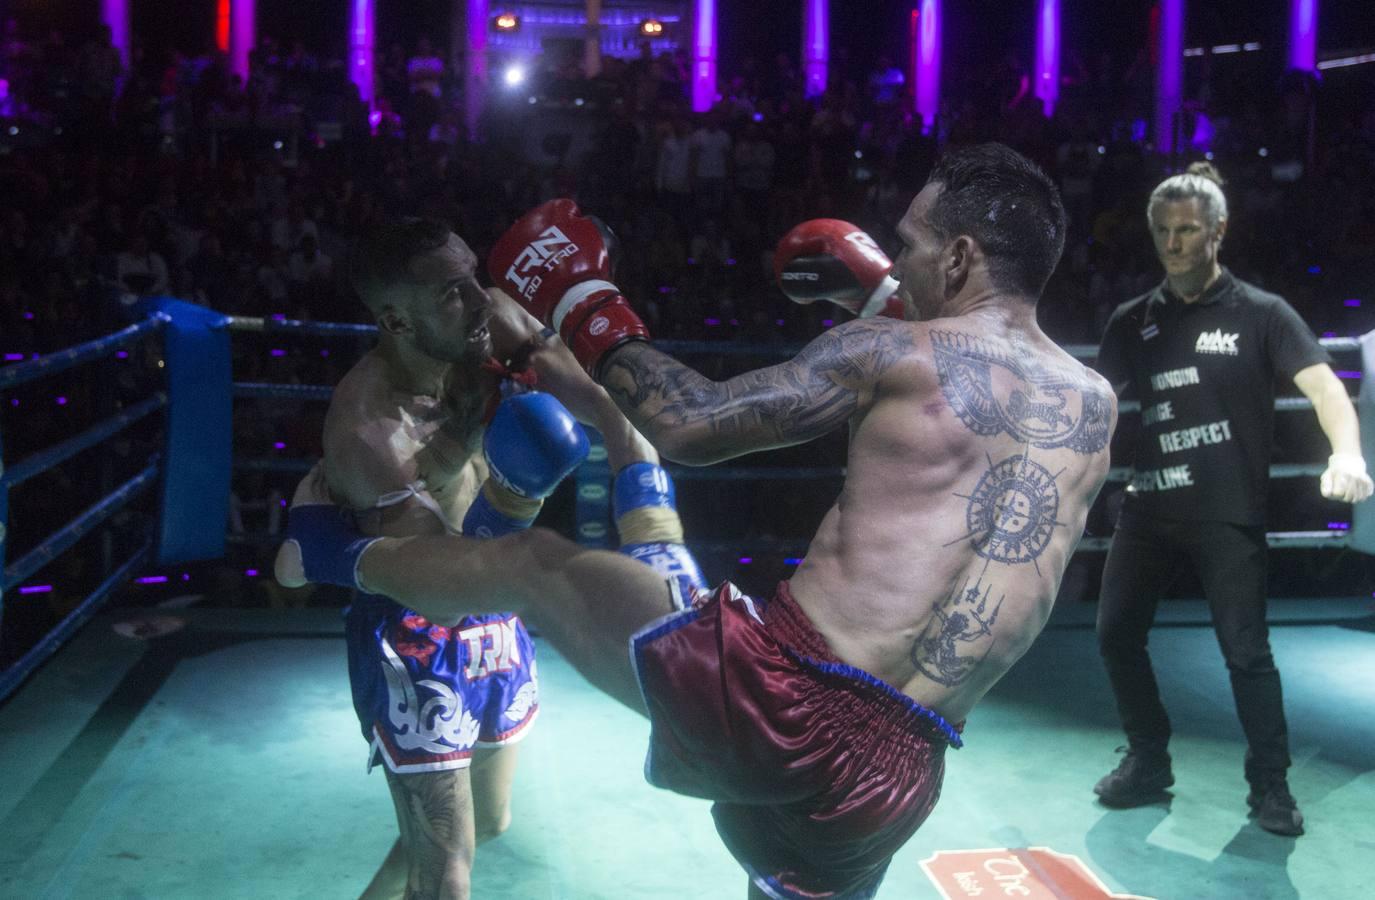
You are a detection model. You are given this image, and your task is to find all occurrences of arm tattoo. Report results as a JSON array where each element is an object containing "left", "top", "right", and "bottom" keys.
[
  {"left": 931, "top": 330, "right": 1111, "bottom": 454},
  {"left": 910, "top": 575, "right": 1006, "bottom": 687},
  {"left": 947, "top": 452, "right": 1065, "bottom": 575},
  {"left": 602, "top": 320, "right": 915, "bottom": 458}
]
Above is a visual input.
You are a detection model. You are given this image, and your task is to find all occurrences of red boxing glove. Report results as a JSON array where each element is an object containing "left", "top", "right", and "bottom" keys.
[
  {"left": 774, "top": 219, "right": 904, "bottom": 319},
  {"left": 488, "top": 200, "right": 649, "bottom": 378}
]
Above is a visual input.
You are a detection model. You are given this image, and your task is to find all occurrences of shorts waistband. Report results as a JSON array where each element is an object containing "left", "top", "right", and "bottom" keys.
[{"left": 763, "top": 582, "right": 963, "bottom": 748}]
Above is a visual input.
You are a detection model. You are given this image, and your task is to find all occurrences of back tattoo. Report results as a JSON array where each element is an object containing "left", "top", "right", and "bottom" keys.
[{"left": 931, "top": 330, "right": 1111, "bottom": 454}]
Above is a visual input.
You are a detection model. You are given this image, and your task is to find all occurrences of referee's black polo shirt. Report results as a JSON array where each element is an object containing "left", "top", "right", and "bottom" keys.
[{"left": 1095, "top": 268, "right": 1330, "bottom": 525}]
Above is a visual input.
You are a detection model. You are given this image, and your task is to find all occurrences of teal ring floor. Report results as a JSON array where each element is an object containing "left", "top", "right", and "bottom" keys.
[{"left": 2, "top": 597, "right": 1371, "bottom": 899}]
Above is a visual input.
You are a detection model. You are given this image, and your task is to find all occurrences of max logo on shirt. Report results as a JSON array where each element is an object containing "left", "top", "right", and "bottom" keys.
[{"left": 1195, "top": 329, "right": 1239, "bottom": 355}]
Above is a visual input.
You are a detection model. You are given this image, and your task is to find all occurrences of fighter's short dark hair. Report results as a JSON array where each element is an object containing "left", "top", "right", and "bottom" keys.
[
  {"left": 924, "top": 143, "right": 1066, "bottom": 300},
  {"left": 347, "top": 217, "right": 452, "bottom": 313}
]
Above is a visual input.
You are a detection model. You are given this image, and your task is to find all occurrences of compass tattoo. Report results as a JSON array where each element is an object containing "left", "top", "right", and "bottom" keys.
[
  {"left": 931, "top": 330, "right": 1111, "bottom": 454},
  {"left": 947, "top": 452, "right": 1066, "bottom": 575}
]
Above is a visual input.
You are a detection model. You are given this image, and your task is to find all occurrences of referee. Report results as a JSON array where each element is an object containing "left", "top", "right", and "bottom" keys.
[{"left": 1091, "top": 162, "right": 1372, "bottom": 836}]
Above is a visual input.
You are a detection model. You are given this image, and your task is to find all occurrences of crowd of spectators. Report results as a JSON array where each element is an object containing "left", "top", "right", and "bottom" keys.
[{"left": 2, "top": 18, "right": 1373, "bottom": 637}]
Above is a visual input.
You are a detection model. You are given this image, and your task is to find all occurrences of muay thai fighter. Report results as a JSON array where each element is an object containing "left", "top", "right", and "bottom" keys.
[{"left": 283, "top": 144, "right": 1116, "bottom": 899}]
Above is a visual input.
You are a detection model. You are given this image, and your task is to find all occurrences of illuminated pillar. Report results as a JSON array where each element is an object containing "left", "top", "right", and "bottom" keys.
[
  {"left": 1289, "top": 0, "right": 1317, "bottom": 71},
  {"left": 585, "top": 0, "right": 603, "bottom": 78},
  {"left": 802, "top": 0, "right": 828, "bottom": 98},
  {"left": 216, "top": 0, "right": 232, "bottom": 54},
  {"left": 692, "top": 0, "right": 717, "bottom": 113},
  {"left": 101, "top": 0, "right": 130, "bottom": 69},
  {"left": 1154, "top": 0, "right": 1184, "bottom": 154},
  {"left": 465, "top": 0, "right": 489, "bottom": 138},
  {"left": 1034, "top": 0, "right": 1060, "bottom": 117},
  {"left": 914, "top": 0, "right": 940, "bottom": 133},
  {"left": 230, "top": 0, "right": 256, "bottom": 83},
  {"left": 348, "top": 0, "right": 375, "bottom": 107}
]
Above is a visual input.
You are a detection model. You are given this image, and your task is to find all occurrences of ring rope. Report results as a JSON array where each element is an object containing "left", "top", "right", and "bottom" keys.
[
  {"left": 224, "top": 316, "right": 1362, "bottom": 358},
  {"left": 2, "top": 459, "right": 160, "bottom": 592},
  {"left": 0, "top": 315, "right": 167, "bottom": 390},
  {"left": 0, "top": 539, "right": 153, "bottom": 702},
  {"left": 1, "top": 393, "right": 167, "bottom": 490},
  {"left": 233, "top": 382, "right": 334, "bottom": 402}
]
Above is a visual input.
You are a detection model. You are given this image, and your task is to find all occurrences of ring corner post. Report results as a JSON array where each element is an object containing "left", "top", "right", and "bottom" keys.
[{"left": 153, "top": 299, "right": 234, "bottom": 565}]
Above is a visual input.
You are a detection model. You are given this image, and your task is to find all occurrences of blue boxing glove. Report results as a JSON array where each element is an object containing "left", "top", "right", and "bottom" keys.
[
  {"left": 614, "top": 462, "right": 707, "bottom": 607},
  {"left": 284, "top": 504, "right": 380, "bottom": 589},
  {"left": 462, "top": 392, "right": 590, "bottom": 538}
]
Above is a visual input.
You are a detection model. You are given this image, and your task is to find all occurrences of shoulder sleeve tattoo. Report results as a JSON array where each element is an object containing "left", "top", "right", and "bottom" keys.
[
  {"left": 601, "top": 320, "right": 916, "bottom": 459},
  {"left": 931, "top": 330, "right": 1111, "bottom": 454}
]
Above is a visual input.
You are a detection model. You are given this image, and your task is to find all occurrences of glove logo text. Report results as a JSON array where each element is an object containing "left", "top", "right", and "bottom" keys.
[
  {"left": 505, "top": 226, "right": 579, "bottom": 299},
  {"left": 844, "top": 230, "right": 889, "bottom": 265}
]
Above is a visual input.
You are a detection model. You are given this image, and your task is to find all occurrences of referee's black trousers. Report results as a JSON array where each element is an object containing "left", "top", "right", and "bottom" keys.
[{"left": 1096, "top": 510, "right": 1292, "bottom": 785}]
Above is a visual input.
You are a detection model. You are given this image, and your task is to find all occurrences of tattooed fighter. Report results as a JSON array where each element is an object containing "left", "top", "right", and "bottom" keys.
[{"left": 282, "top": 144, "right": 1116, "bottom": 899}]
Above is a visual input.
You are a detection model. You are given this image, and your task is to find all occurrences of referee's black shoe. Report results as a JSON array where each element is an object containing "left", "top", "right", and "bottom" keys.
[
  {"left": 1094, "top": 746, "right": 1174, "bottom": 807},
  {"left": 1248, "top": 780, "right": 1305, "bottom": 836}
]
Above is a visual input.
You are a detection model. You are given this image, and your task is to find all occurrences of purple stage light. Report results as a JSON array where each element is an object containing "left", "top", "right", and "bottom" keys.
[
  {"left": 1344, "top": 299, "right": 1361, "bottom": 307},
  {"left": 102, "top": 0, "right": 130, "bottom": 69},
  {"left": 18, "top": 585, "right": 53, "bottom": 595},
  {"left": 230, "top": 0, "right": 255, "bottom": 83},
  {"left": 466, "top": 0, "right": 489, "bottom": 139},
  {"left": 245, "top": 569, "right": 260, "bottom": 577},
  {"left": 349, "top": 0, "right": 376, "bottom": 107},
  {"left": 1155, "top": 0, "right": 1184, "bottom": 154},
  {"left": 273, "top": 441, "right": 286, "bottom": 449},
  {"left": 136, "top": 576, "right": 169, "bottom": 585},
  {"left": 3, "top": 353, "right": 23, "bottom": 362},
  {"left": 55, "top": 396, "right": 67, "bottom": 405},
  {"left": 1290, "top": 0, "right": 1317, "bottom": 72},
  {"left": 270, "top": 348, "right": 286, "bottom": 357},
  {"left": 738, "top": 557, "right": 753, "bottom": 564},
  {"left": 692, "top": 0, "right": 717, "bottom": 112},
  {"left": 1034, "top": 0, "right": 1060, "bottom": 117},
  {"left": 803, "top": 0, "right": 828, "bottom": 98},
  {"left": 1335, "top": 371, "right": 1361, "bottom": 379},
  {"left": 914, "top": 1, "right": 941, "bottom": 133}
]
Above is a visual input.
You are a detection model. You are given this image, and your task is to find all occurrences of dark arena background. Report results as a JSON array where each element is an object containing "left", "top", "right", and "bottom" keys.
[{"left": 1, "top": 1, "right": 1374, "bottom": 897}]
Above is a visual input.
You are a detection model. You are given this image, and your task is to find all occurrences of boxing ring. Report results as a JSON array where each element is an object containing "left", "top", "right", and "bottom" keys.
[{"left": 2, "top": 306, "right": 1375, "bottom": 895}]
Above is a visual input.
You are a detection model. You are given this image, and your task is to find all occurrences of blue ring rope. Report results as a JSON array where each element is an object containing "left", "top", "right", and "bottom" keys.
[
  {"left": 0, "top": 316, "right": 166, "bottom": 390},
  {"left": 234, "top": 457, "right": 316, "bottom": 474},
  {"left": 3, "top": 460, "right": 160, "bottom": 592},
  {"left": 1, "top": 393, "right": 167, "bottom": 489},
  {"left": 233, "top": 382, "right": 335, "bottom": 402},
  {"left": 222, "top": 317, "right": 1360, "bottom": 359},
  {"left": 0, "top": 540, "right": 153, "bottom": 703}
]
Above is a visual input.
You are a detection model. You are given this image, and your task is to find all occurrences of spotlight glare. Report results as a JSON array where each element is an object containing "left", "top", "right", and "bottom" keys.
[
  {"left": 640, "top": 18, "right": 664, "bottom": 37},
  {"left": 494, "top": 13, "right": 519, "bottom": 31},
  {"left": 504, "top": 66, "right": 526, "bottom": 87}
]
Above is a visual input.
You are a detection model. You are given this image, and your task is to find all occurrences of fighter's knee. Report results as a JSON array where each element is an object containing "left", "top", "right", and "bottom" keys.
[{"left": 474, "top": 808, "right": 512, "bottom": 844}]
